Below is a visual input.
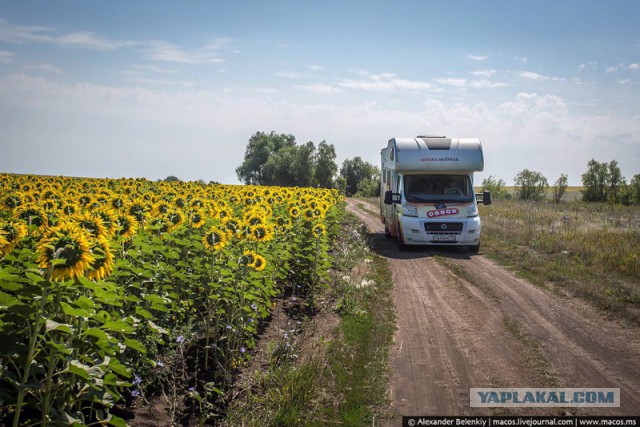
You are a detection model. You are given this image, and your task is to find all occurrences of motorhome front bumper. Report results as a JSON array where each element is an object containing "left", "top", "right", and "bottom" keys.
[{"left": 399, "top": 215, "right": 481, "bottom": 245}]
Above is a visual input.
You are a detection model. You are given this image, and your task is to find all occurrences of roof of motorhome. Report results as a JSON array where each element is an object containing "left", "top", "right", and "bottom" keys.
[{"left": 384, "top": 137, "right": 484, "bottom": 172}]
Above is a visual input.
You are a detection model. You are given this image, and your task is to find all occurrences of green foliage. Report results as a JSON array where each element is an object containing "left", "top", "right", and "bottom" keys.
[
  {"left": 482, "top": 175, "right": 507, "bottom": 200},
  {"left": 164, "top": 176, "right": 180, "bottom": 182},
  {"left": 339, "top": 157, "right": 380, "bottom": 197},
  {"left": 581, "top": 159, "right": 627, "bottom": 204},
  {"left": 0, "top": 175, "right": 344, "bottom": 426},
  {"left": 629, "top": 174, "right": 640, "bottom": 205},
  {"left": 235, "top": 132, "right": 338, "bottom": 188},
  {"left": 514, "top": 169, "right": 549, "bottom": 201},
  {"left": 552, "top": 173, "right": 569, "bottom": 203}
]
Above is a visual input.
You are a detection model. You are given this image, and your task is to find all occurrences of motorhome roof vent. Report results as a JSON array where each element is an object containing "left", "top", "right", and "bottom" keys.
[{"left": 416, "top": 135, "right": 447, "bottom": 138}]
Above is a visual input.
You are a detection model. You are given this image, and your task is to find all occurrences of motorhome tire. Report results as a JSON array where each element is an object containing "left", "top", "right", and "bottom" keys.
[
  {"left": 397, "top": 223, "right": 407, "bottom": 251},
  {"left": 384, "top": 221, "right": 392, "bottom": 238}
]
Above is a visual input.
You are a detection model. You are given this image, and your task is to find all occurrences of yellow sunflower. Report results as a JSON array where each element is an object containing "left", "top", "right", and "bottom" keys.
[
  {"left": 37, "top": 224, "right": 95, "bottom": 282},
  {"left": 116, "top": 214, "right": 138, "bottom": 239},
  {"left": 288, "top": 206, "right": 300, "bottom": 218},
  {"left": 241, "top": 249, "right": 257, "bottom": 268},
  {"left": 203, "top": 226, "right": 228, "bottom": 252},
  {"left": 248, "top": 224, "right": 273, "bottom": 243},
  {"left": 311, "top": 223, "right": 326, "bottom": 238},
  {"left": 86, "top": 235, "right": 115, "bottom": 281},
  {"left": 71, "top": 211, "right": 107, "bottom": 239},
  {"left": 189, "top": 209, "right": 206, "bottom": 229},
  {"left": 0, "top": 221, "right": 27, "bottom": 256},
  {"left": 15, "top": 204, "right": 49, "bottom": 231},
  {"left": 251, "top": 254, "right": 267, "bottom": 271},
  {"left": 94, "top": 207, "right": 118, "bottom": 236}
]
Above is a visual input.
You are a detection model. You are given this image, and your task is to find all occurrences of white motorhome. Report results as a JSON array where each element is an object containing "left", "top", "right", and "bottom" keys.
[{"left": 380, "top": 136, "right": 491, "bottom": 252}]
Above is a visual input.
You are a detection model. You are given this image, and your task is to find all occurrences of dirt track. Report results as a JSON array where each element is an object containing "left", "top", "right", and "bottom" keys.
[{"left": 345, "top": 199, "right": 640, "bottom": 420}]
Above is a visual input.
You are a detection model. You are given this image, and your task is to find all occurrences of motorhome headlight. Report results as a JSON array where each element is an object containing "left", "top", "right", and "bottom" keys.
[
  {"left": 403, "top": 205, "right": 418, "bottom": 217},
  {"left": 467, "top": 204, "right": 478, "bottom": 218}
]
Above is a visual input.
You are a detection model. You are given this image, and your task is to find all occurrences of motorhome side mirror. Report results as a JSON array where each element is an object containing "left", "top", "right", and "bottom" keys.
[
  {"left": 384, "top": 190, "right": 401, "bottom": 205},
  {"left": 384, "top": 190, "right": 393, "bottom": 205},
  {"left": 483, "top": 190, "right": 492, "bottom": 206}
]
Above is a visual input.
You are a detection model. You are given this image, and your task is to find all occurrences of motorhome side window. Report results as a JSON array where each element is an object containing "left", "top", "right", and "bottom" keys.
[{"left": 403, "top": 174, "right": 473, "bottom": 203}]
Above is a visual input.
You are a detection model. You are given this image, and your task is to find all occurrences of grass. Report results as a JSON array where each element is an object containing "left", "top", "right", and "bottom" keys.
[
  {"left": 480, "top": 200, "right": 640, "bottom": 325},
  {"left": 223, "top": 212, "right": 396, "bottom": 426},
  {"left": 502, "top": 316, "right": 560, "bottom": 388}
]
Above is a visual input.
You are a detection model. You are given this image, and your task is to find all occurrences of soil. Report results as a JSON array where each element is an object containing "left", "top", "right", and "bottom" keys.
[{"left": 346, "top": 198, "right": 640, "bottom": 422}]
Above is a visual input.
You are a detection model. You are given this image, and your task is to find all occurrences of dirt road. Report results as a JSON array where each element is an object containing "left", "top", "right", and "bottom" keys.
[{"left": 345, "top": 199, "right": 640, "bottom": 420}]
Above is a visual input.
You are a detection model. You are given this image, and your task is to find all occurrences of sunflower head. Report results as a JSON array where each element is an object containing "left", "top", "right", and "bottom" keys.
[
  {"left": 241, "top": 250, "right": 257, "bottom": 268},
  {"left": 15, "top": 204, "right": 49, "bottom": 231},
  {"left": 72, "top": 211, "right": 107, "bottom": 239},
  {"left": 251, "top": 254, "right": 267, "bottom": 271},
  {"left": 37, "top": 224, "right": 94, "bottom": 282},
  {"left": 311, "top": 223, "right": 326, "bottom": 238},
  {"left": 94, "top": 207, "right": 118, "bottom": 236},
  {"left": 249, "top": 224, "right": 273, "bottom": 243},
  {"left": 116, "top": 214, "right": 138, "bottom": 239},
  {"left": 203, "top": 226, "right": 228, "bottom": 252},
  {"left": 288, "top": 206, "right": 300, "bottom": 218},
  {"left": 0, "top": 221, "right": 28, "bottom": 257},
  {"left": 189, "top": 210, "right": 206, "bottom": 229},
  {"left": 302, "top": 208, "right": 316, "bottom": 221},
  {"left": 86, "top": 235, "right": 115, "bottom": 281}
]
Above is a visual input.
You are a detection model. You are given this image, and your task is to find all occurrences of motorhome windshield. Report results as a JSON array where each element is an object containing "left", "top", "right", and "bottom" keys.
[{"left": 404, "top": 174, "right": 474, "bottom": 203}]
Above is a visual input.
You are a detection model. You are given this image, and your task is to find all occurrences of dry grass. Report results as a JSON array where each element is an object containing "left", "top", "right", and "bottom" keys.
[{"left": 480, "top": 200, "right": 640, "bottom": 325}]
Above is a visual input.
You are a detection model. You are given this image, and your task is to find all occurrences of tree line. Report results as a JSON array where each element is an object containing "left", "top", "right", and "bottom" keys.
[
  {"left": 235, "top": 131, "right": 380, "bottom": 197},
  {"left": 482, "top": 159, "right": 640, "bottom": 204}
]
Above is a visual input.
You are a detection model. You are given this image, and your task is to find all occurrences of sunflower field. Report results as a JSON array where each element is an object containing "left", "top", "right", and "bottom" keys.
[{"left": 0, "top": 173, "right": 344, "bottom": 426}]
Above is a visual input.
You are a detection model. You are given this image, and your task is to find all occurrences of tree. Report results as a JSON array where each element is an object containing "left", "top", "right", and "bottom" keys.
[
  {"left": 581, "top": 159, "right": 626, "bottom": 203},
  {"left": 339, "top": 157, "right": 379, "bottom": 197},
  {"left": 482, "top": 176, "right": 507, "bottom": 200},
  {"left": 164, "top": 175, "right": 180, "bottom": 182},
  {"left": 313, "top": 141, "right": 337, "bottom": 188},
  {"left": 235, "top": 131, "right": 337, "bottom": 187},
  {"left": 629, "top": 174, "right": 640, "bottom": 205},
  {"left": 552, "top": 173, "right": 568, "bottom": 203},
  {"left": 607, "top": 160, "right": 625, "bottom": 204},
  {"left": 514, "top": 169, "right": 548, "bottom": 201},
  {"left": 236, "top": 132, "right": 296, "bottom": 185}
]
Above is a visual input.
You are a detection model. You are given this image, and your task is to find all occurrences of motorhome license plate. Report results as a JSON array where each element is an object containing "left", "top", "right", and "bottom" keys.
[{"left": 433, "top": 235, "right": 456, "bottom": 242}]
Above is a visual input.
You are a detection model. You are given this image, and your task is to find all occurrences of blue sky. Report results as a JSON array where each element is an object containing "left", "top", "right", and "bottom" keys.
[{"left": 1, "top": 1, "right": 639, "bottom": 185}]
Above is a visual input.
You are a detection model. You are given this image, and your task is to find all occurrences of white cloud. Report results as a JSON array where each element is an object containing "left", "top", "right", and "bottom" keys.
[
  {"left": 130, "top": 64, "right": 179, "bottom": 74},
  {"left": 434, "top": 77, "right": 508, "bottom": 89},
  {"left": 468, "top": 54, "right": 488, "bottom": 61},
  {"left": 143, "top": 40, "right": 228, "bottom": 64},
  {"left": 470, "top": 69, "right": 497, "bottom": 78},
  {"left": 0, "top": 50, "right": 14, "bottom": 63},
  {"left": 275, "top": 71, "right": 303, "bottom": 79},
  {"left": 0, "top": 18, "right": 130, "bottom": 50},
  {"left": 499, "top": 92, "right": 567, "bottom": 116},
  {"left": 295, "top": 83, "right": 345, "bottom": 94},
  {"left": 516, "top": 71, "right": 563, "bottom": 82},
  {"left": 628, "top": 63, "right": 639, "bottom": 70},
  {"left": 337, "top": 73, "right": 435, "bottom": 92},
  {"left": 308, "top": 65, "right": 323, "bottom": 72},
  {"left": 24, "top": 64, "right": 62, "bottom": 74},
  {"left": 514, "top": 56, "right": 528, "bottom": 64}
]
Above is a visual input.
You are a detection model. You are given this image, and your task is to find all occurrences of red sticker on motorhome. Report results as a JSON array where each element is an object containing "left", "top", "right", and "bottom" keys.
[{"left": 426, "top": 208, "right": 459, "bottom": 218}]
